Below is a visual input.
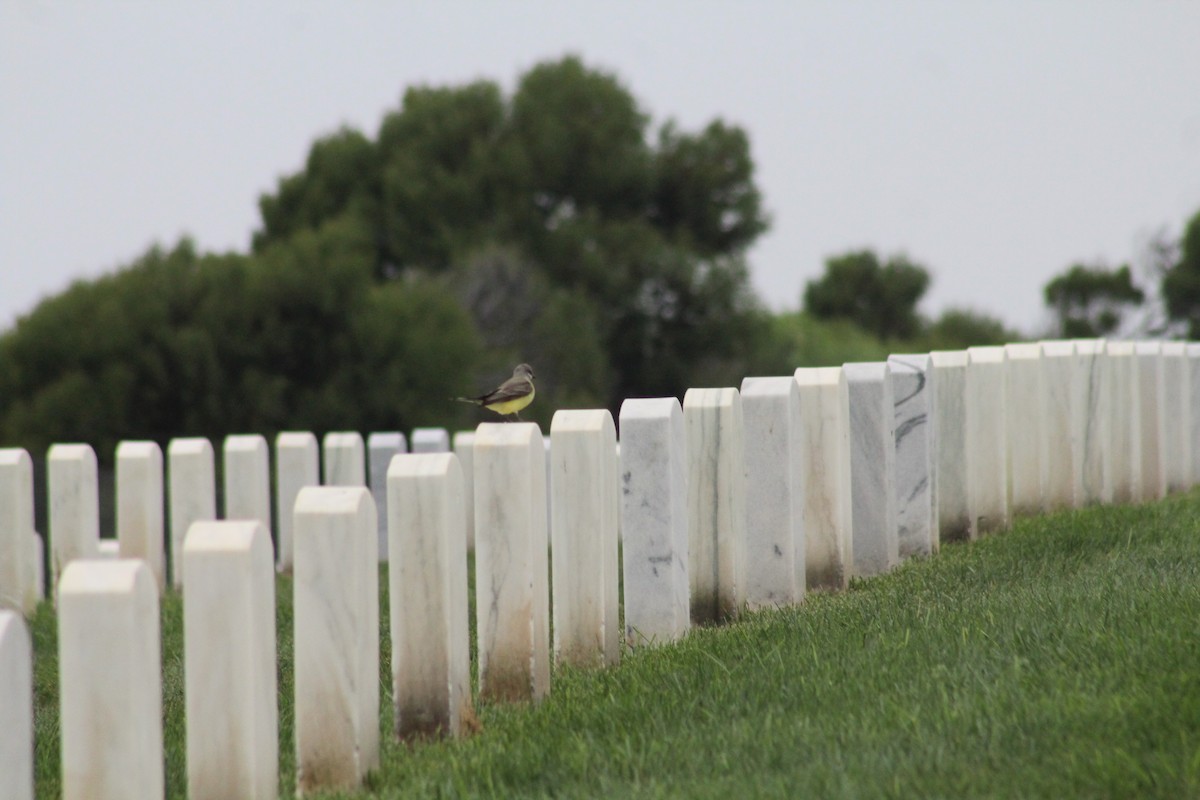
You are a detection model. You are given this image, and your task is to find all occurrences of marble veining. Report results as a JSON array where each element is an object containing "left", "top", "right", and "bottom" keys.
[
  {"left": 1075, "top": 340, "right": 1113, "bottom": 505},
  {"left": 1104, "top": 342, "right": 1141, "bottom": 503},
  {"left": 1039, "top": 341, "right": 1081, "bottom": 510},
  {"left": 47, "top": 444, "right": 100, "bottom": 593},
  {"left": 0, "top": 449, "right": 37, "bottom": 615},
  {"left": 889, "top": 354, "right": 937, "bottom": 558},
  {"left": 930, "top": 352, "right": 970, "bottom": 543},
  {"left": 845, "top": 363, "right": 898, "bottom": 576},
  {"left": 323, "top": 432, "right": 366, "bottom": 487}
]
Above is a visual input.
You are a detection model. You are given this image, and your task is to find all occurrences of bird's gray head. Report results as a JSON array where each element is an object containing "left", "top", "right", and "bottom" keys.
[{"left": 514, "top": 363, "right": 534, "bottom": 381}]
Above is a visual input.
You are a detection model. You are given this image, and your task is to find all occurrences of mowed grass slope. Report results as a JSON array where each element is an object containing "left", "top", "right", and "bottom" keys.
[{"left": 28, "top": 492, "right": 1200, "bottom": 799}]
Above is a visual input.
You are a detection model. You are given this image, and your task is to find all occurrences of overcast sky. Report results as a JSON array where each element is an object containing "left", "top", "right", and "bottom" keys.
[{"left": 3, "top": 2, "right": 1199, "bottom": 335}]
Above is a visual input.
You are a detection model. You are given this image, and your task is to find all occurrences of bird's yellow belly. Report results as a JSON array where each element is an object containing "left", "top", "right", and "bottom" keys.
[{"left": 485, "top": 387, "right": 534, "bottom": 415}]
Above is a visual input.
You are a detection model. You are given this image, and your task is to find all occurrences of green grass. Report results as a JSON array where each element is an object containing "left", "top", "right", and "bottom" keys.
[{"left": 29, "top": 492, "right": 1200, "bottom": 798}]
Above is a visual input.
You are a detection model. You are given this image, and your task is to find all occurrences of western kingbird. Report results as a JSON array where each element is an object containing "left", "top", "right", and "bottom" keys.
[{"left": 455, "top": 363, "right": 536, "bottom": 420}]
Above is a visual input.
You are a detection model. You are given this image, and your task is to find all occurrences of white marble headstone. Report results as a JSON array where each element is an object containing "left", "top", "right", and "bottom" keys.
[
  {"left": 794, "top": 368, "right": 853, "bottom": 589},
  {"left": 619, "top": 398, "right": 691, "bottom": 645},
  {"left": 739, "top": 377, "right": 803, "bottom": 606},
  {"left": 274, "top": 432, "right": 319, "bottom": 573},
  {"left": 1187, "top": 344, "right": 1200, "bottom": 487},
  {"left": 1039, "top": 341, "right": 1082, "bottom": 510},
  {"left": 1104, "top": 341, "right": 1141, "bottom": 503},
  {"left": 888, "top": 354, "right": 938, "bottom": 558},
  {"left": 1134, "top": 341, "right": 1167, "bottom": 501},
  {"left": 183, "top": 521, "right": 277, "bottom": 800},
  {"left": 368, "top": 432, "right": 407, "bottom": 562},
  {"left": 0, "top": 611, "right": 33, "bottom": 800},
  {"left": 412, "top": 427, "right": 451, "bottom": 453},
  {"left": 223, "top": 434, "right": 271, "bottom": 531},
  {"left": 1159, "top": 342, "right": 1191, "bottom": 493},
  {"left": 682, "top": 388, "right": 745, "bottom": 622},
  {"left": 167, "top": 437, "right": 216, "bottom": 588},
  {"left": 387, "top": 453, "right": 472, "bottom": 738},
  {"left": 0, "top": 449, "right": 37, "bottom": 615},
  {"left": 323, "top": 431, "right": 366, "bottom": 487},
  {"left": 58, "top": 560, "right": 163, "bottom": 800},
  {"left": 47, "top": 444, "right": 100, "bottom": 594},
  {"left": 116, "top": 441, "right": 166, "bottom": 592},
  {"left": 1003, "top": 344, "right": 1045, "bottom": 517},
  {"left": 550, "top": 410, "right": 620, "bottom": 666},
  {"left": 473, "top": 422, "right": 550, "bottom": 700},
  {"left": 966, "top": 347, "right": 1010, "bottom": 536},
  {"left": 293, "top": 486, "right": 379, "bottom": 792},
  {"left": 1074, "top": 339, "right": 1113, "bottom": 505},
  {"left": 845, "top": 363, "right": 898, "bottom": 576},
  {"left": 450, "top": 432, "right": 475, "bottom": 553},
  {"left": 929, "top": 352, "right": 970, "bottom": 543}
]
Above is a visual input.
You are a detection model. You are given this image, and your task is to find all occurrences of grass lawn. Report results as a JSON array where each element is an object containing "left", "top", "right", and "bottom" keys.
[{"left": 28, "top": 491, "right": 1200, "bottom": 798}]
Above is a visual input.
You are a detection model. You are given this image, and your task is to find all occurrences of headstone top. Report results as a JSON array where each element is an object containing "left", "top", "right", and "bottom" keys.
[
  {"left": 183, "top": 520, "right": 264, "bottom": 553},
  {"left": 276, "top": 431, "right": 317, "bottom": 448},
  {"left": 58, "top": 559, "right": 149, "bottom": 596},
  {"left": 550, "top": 408, "right": 615, "bottom": 434},
  {"left": 168, "top": 438, "right": 213, "bottom": 456}
]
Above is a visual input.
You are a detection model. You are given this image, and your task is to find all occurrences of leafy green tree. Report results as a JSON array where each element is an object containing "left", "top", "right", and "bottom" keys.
[
  {"left": 803, "top": 250, "right": 930, "bottom": 340},
  {"left": 1043, "top": 263, "right": 1144, "bottom": 338},
  {"left": 251, "top": 55, "right": 770, "bottom": 405},
  {"left": 1160, "top": 210, "right": 1200, "bottom": 338}
]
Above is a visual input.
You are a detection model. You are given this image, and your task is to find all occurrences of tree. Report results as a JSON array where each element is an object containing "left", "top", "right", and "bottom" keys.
[
  {"left": 803, "top": 250, "right": 930, "bottom": 340},
  {"left": 251, "top": 55, "right": 770, "bottom": 405},
  {"left": 918, "top": 307, "right": 1017, "bottom": 349},
  {"left": 1160, "top": 210, "right": 1200, "bottom": 338},
  {"left": 1043, "top": 263, "right": 1144, "bottom": 338}
]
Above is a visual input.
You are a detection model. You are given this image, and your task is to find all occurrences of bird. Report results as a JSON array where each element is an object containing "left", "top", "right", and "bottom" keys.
[{"left": 455, "top": 363, "right": 536, "bottom": 421}]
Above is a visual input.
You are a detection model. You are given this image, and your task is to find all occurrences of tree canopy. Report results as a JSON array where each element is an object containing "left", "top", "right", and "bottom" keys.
[
  {"left": 1043, "top": 263, "right": 1144, "bottom": 338},
  {"left": 803, "top": 250, "right": 931, "bottom": 340},
  {"left": 1160, "top": 210, "right": 1200, "bottom": 338},
  {"left": 251, "top": 55, "right": 770, "bottom": 405}
]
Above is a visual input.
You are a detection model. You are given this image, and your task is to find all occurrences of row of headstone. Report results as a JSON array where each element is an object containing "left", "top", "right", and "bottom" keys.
[{"left": 0, "top": 427, "right": 460, "bottom": 611}]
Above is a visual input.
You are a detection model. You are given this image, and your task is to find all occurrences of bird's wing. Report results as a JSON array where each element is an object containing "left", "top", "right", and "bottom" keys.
[{"left": 479, "top": 376, "right": 533, "bottom": 406}]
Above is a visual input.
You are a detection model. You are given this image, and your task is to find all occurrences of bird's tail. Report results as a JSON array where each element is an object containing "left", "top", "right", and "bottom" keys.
[{"left": 452, "top": 396, "right": 481, "bottom": 405}]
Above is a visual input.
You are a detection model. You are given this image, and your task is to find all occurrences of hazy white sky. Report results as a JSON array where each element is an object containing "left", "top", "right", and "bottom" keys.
[{"left": 3, "top": 2, "right": 1199, "bottom": 334}]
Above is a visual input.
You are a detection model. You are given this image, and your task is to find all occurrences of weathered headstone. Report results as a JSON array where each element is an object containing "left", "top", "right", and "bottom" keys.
[
  {"left": 0, "top": 449, "right": 37, "bottom": 614},
  {"left": 1134, "top": 341, "right": 1167, "bottom": 501},
  {"left": 58, "top": 560, "right": 162, "bottom": 800},
  {"left": 293, "top": 486, "right": 379, "bottom": 791},
  {"left": 412, "top": 427, "right": 450, "bottom": 453},
  {"left": 845, "top": 363, "right": 899, "bottom": 575},
  {"left": 323, "top": 431, "right": 366, "bottom": 487},
  {"left": 551, "top": 410, "right": 621, "bottom": 665},
  {"left": 474, "top": 422, "right": 550, "bottom": 699},
  {"left": 387, "top": 453, "right": 472, "bottom": 739},
  {"left": 369, "top": 432, "right": 408, "bottom": 562},
  {"left": 1105, "top": 341, "right": 1142, "bottom": 503},
  {"left": 274, "top": 432, "right": 319, "bottom": 573},
  {"left": 1074, "top": 339, "right": 1113, "bottom": 505},
  {"left": 793, "top": 368, "right": 853, "bottom": 589},
  {"left": 889, "top": 354, "right": 938, "bottom": 557},
  {"left": 1039, "top": 341, "right": 1082, "bottom": 510},
  {"left": 619, "top": 398, "right": 691, "bottom": 644},
  {"left": 450, "top": 432, "right": 475, "bottom": 553},
  {"left": 739, "top": 377, "right": 803, "bottom": 606},
  {"left": 1188, "top": 344, "right": 1200, "bottom": 487},
  {"left": 115, "top": 441, "right": 166, "bottom": 592},
  {"left": 930, "top": 352, "right": 970, "bottom": 542},
  {"left": 1003, "top": 344, "right": 1045, "bottom": 517},
  {"left": 184, "top": 521, "right": 277, "bottom": 800},
  {"left": 1160, "top": 342, "right": 1191, "bottom": 493},
  {"left": 47, "top": 444, "right": 100, "bottom": 593},
  {"left": 167, "top": 437, "right": 216, "bottom": 588},
  {"left": 966, "top": 347, "right": 1010, "bottom": 536},
  {"left": 682, "top": 388, "right": 745, "bottom": 622},
  {"left": 0, "top": 611, "right": 33, "bottom": 800},
  {"left": 223, "top": 435, "right": 271, "bottom": 530}
]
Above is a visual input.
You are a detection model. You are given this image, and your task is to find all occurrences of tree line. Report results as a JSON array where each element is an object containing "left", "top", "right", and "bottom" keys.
[{"left": 2, "top": 55, "right": 1198, "bottom": 459}]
